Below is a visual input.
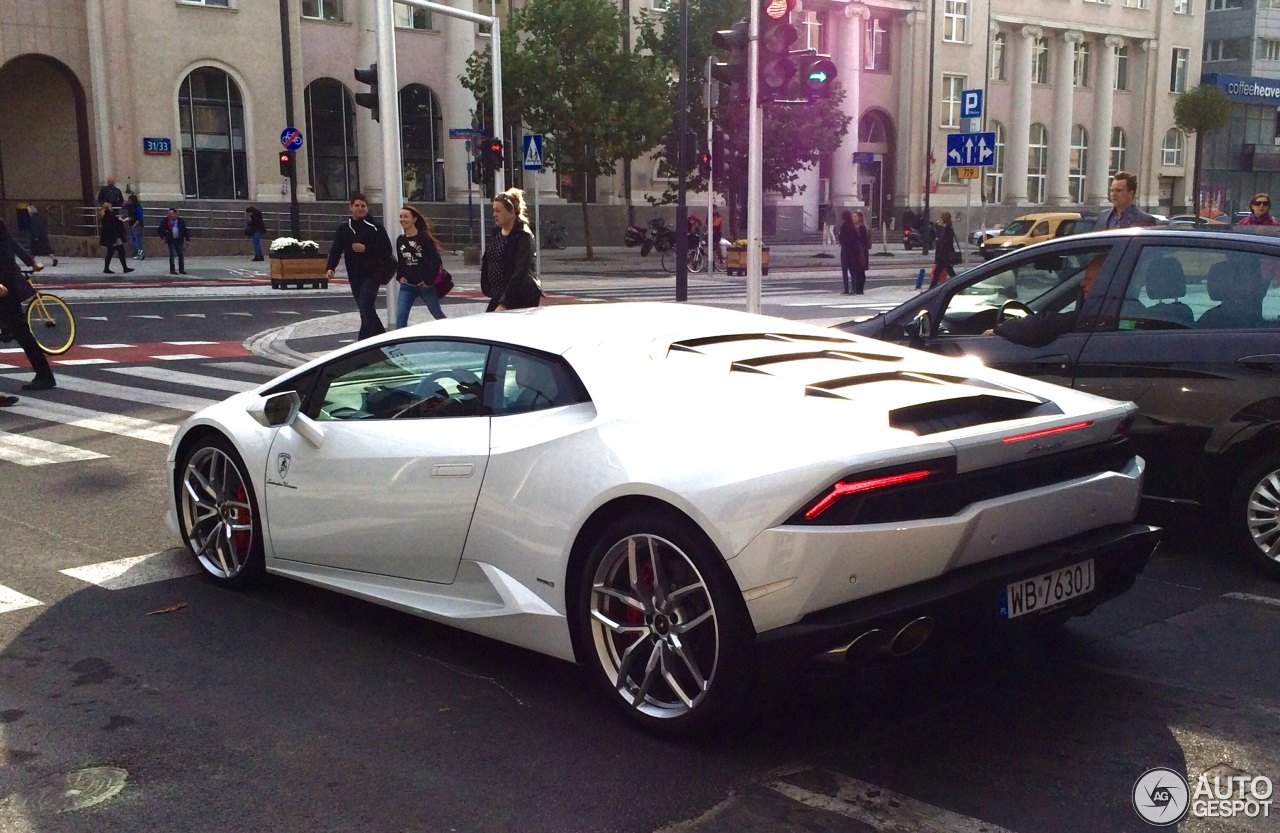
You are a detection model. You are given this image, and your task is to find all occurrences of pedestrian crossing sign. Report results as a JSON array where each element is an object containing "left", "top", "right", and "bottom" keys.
[{"left": 523, "top": 134, "right": 544, "bottom": 171}]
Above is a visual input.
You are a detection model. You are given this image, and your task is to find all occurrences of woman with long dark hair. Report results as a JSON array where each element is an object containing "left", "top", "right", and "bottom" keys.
[
  {"left": 837, "top": 210, "right": 857, "bottom": 294},
  {"left": 929, "top": 211, "right": 958, "bottom": 289},
  {"left": 395, "top": 204, "right": 446, "bottom": 327},
  {"left": 480, "top": 188, "right": 542, "bottom": 312},
  {"left": 99, "top": 203, "right": 132, "bottom": 275}
]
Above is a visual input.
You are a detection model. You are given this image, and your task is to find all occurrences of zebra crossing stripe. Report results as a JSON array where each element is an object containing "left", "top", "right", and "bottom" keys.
[
  {"left": 1, "top": 399, "right": 176, "bottom": 445},
  {"left": 60, "top": 549, "right": 200, "bottom": 590},
  {"left": 0, "top": 430, "right": 108, "bottom": 465},
  {"left": 104, "top": 366, "right": 257, "bottom": 394},
  {"left": 0, "top": 374, "right": 218, "bottom": 413},
  {"left": 0, "top": 584, "right": 43, "bottom": 614},
  {"left": 204, "top": 361, "right": 290, "bottom": 378}
]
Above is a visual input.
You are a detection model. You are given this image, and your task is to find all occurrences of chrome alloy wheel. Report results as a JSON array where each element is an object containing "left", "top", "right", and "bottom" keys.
[
  {"left": 1246, "top": 468, "right": 1280, "bottom": 564},
  {"left": 180, "top": 446, "right": 256, "bottom": 580},
  {"left": 589, "top": 534, "right": 720, "bottom": 720}
]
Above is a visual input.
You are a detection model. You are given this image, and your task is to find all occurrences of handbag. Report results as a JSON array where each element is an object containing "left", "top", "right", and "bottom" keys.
[
  {"left": 435, "top": 266, "right": 454, "bottom": 298},
  {"left": 949, "top": 249, "right": 964, "bottom": 266}
]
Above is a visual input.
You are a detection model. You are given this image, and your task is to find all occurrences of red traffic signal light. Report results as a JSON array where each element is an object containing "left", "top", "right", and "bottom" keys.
[
  {"left": 486, "top": 138, "right": 504, "bottom": 166},
  {"left": 278, "top": 150, "right": 295, "bottom": 178},
  {"left": 764, "top": 0, "right": 794, "bottom": 19},
  {"left": 759, "top": 0, "right": 798, "bottom": 102}
]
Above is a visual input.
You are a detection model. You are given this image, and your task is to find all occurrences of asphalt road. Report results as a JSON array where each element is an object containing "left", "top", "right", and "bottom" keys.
[{"left": 1, "top": 283, "right": 1278, "bottom": 832}]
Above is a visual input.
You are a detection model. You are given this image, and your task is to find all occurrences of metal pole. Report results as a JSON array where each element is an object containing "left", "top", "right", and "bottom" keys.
[
  {"left": 278, "top": 0, "right": 301, "bottom": 238},
  {"left": 746, "top": 0, "right": 762, "bottom": 314},
  {"left": 491, "top": 16, "right": 504, "bottom": 195},
  {"left": 533, "top": 172, "right": 541, "bottom": 275},
  {"left": 923, "top": 0, "right": 936, "bottom": 255},
  {"left": 376, "top": 0, "right": 403, "bottom": 328},
  {"left": 707, "top": 58, "right": 714, "bottom": 282},
  {"left": 675, "top": 0, "right": 690, "bottom": 302}
]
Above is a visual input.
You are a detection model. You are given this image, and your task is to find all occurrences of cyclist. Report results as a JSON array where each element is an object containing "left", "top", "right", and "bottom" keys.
[{"left": 0, "top": 218, "right": 56, "bottom": 397}]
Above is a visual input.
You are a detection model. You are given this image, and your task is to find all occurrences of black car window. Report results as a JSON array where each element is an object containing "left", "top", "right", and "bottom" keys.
[
  {"left": 1117, "top": 245, "right": 1280, "bottom": 331},
  {"left": 1001, "top": 220, "right": 1034, "bottom": 236},
  {"left": 486, "top": 347, "right": 590, "bottom": 416},
  {"left": 306, "top": 340, "right": 490, "bottom": 421},
  {"left": 1032, "top": 221, "right": 1049, "bottom": 236}
]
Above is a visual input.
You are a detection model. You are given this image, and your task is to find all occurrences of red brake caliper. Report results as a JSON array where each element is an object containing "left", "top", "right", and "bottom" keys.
[{"left": 231, "top": 484, "right": 251, "bottom": 553}]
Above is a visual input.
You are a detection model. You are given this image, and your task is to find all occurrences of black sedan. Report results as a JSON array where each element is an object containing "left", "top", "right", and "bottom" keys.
[{"left": 839, "top": 227, "right": 1280, "bottom": 579}]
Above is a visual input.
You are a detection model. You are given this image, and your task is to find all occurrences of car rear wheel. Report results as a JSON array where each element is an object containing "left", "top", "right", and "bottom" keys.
[
  {"left": 579, "top": 513, "right": 750, "bottom": 735},
  {"left": 177, "top": 436, "right": 265, "bottom": 588},
  {"left": 1229, "top": 451, "right": 1280, "bottom": 580}
]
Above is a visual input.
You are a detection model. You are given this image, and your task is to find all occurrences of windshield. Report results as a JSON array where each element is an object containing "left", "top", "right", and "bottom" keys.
[{"left": 1001, "top": 220, "right": 1034, "bottom": 236}]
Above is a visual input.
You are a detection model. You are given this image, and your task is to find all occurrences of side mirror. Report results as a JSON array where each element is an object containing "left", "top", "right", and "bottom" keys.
[
  {"left": 904, "top": 309, "right": 932, "bottom": 342},
  {"left": 248, "top": 390, "right": 301, "bottom": 428}
]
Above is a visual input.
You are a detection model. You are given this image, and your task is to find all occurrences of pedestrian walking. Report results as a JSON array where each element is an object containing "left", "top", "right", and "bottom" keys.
[
  {"left": 837, "top": 210, "right": 859, "bottom": 294},
  {"left": 325, "top": 193, "right": 393, "bottom": 340},
  {"left": 1099, "top": 171, "right": 1158, "bottom": 229},
  {"left": 96, "top": 177, "right": 124, "bottom": 209},
  {"left": 822, "top": 205, "right": 837, "bottom": 248},
  {"left": 1238, "top": 193, "right": 1278, "bottom": 226},
  {"left": 0, "top": 218, "right": 56, "bottom": 394},
  {"left": 98, "top": 202, "right": 133, "bottom": 274},
  {"left": 25, "top": 205, "right": 57, "bottom": 267},
  {"left": 125, "top": 194, "right": 145, "bottom": 260},
  {"left": 481, "top": 188, "right": 541, "bottom": 312},
  {"left": 244, "top": 205, "right": 267, "bottom": 260},
  {"left": 394, "top": 205, "right": 447, "bottom": 328},
  {"left": 851, "top": 210, "right": 871, "bottom": 294},
  {"left": 928, "top": 211, "right": 959, "bottom": 289},
  {"left": 156, "top": 207, "right": 191, "bottom": 275}
]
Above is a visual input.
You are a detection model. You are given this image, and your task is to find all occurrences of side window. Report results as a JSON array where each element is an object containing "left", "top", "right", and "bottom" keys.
[
  {"left": 487, "top": 347, "right": 589, "bottom": 416},
  {"left": 307, "top": 340, "right": 489, "bottom": 421},
  {"left": 1118, "top": 246, "right": 1280, "bottom": 331},
  {"left": 1031, "top": 221, "right": 1049, "bottom": 236}
]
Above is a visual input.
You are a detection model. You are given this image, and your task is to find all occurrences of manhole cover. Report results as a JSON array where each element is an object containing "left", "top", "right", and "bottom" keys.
[{"left": 24, "top": 766, "right": 128, "bottom": 813}]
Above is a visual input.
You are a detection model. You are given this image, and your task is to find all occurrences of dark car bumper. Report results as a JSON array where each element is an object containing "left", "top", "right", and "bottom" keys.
[{"left": 755, "top": 522, "right": 1160, "bottom": 662}]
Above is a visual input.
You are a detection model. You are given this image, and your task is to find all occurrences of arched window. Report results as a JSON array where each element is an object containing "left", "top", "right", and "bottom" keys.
[
  {"left": 304, "top": 78, "right": 360, "bottom": 202},
  {"left": 985, "top": 121, "right": 1005, "bottom": 203},
  {"left": 1069, "top": 125, "right": 1088, "bottom": 203},
  {"left": 1028, "top": 123, "right": 1047, "bottom": 204},
  {"left": 858, "top": 110, "right": 891, "bottom": 146},
  {"left": 178, "top": 67, "right": 247, "bottom": 200},
  {"left": 1162, "top": 128, "right": 1185, "bottom": 166},
  {"left": 1110, "top": 127, "right": 1127, "bottom": 176},
  {"left": 400, "top": 84, "right": 445, "bottom": 202}
]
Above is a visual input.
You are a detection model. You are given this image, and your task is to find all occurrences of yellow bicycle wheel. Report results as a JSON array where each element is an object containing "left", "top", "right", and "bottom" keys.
[{"left": 26, "top": 292, "right": 76, "bottom": 355}]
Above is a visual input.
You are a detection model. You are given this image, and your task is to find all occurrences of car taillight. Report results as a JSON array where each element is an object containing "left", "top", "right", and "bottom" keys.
[
  {"left": 1001, "top": 421, "right": 1093, "bottom": 444},
  {"left": 804, "top": 468, "right": 941, "bottom": 521}
]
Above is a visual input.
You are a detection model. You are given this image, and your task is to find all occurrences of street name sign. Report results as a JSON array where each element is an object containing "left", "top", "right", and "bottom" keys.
[{"left": 945, "top": 132, "right": 995, "bottom": 167}]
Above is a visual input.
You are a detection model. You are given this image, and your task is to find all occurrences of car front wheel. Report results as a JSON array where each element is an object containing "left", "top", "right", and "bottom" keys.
[
  {"left": 177, "top": 436, "right": 265, "bottom": 588},
  {"left": 579, "top": 513, "right": 750, "bottom": 735},
  {"left": 1229, "top": 451, "right": 1280, "bottom": 580}
]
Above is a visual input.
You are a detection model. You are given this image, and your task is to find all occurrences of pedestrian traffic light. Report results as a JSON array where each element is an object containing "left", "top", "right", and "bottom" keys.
[
  {"left": 662, "top": 127, "right": 697, "bottom": 172},
  {"left": 471, "top": 156, "right": 486, "bottom": 186},
  {"left": 796, "top": 55, "right": 838, "bottom": 100},
  {"left": 699, "top": 149, "right": 712, "bottom": 180},
  {"left": 278, "top": 150, "right": 294, "bottom": 178},
  {"left": 354, "top": 63, "right": 379, "bottom": 122},
  {"left": 759, "top": 0, "right": 798, "bottom": 103},
  {"left": 711, "top": 18, "right": 749, "bottom": 104},
  {"left": 485, "top": 138, "right": 504, "bottom": 168}
]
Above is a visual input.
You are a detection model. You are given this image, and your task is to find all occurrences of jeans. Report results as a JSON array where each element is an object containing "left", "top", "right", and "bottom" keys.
[
  {"left": 130, "top": 224, "right": 144, "bottom": 259},
  {"left": 252, "top": 231, "right": 263, "bottom": 259},
  {"left": 840, "top": 249, "right": 855, "bottom": 293},
  {"left": 395, "top": 281, "right": 446, "bottom": 328},
  {"left": 166, "top": 240, "right": 185, "bottom": 273},
  {"left": 350, "top": 276, "right": 385, "bottom": 340}
]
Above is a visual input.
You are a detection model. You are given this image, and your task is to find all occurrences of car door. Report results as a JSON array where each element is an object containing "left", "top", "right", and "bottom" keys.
[
  {"left": 911, "top": 240, "right": 1126, "bottom": 387},
  {"left": 264, "top": 339, "right": 492, "bottom": 584},
  {"left": 1073, "top": 237, "right": 1280, "bottom": 505}
]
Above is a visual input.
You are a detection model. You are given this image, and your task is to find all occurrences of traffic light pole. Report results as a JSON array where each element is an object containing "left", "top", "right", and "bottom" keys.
[
  {"left": 746, "top": 2, "right": 762, "bottom": 315},
  {"left": 674, "top": 0, "right": 690, "bottom": 303},
  {"left": 277, "top": 0, "right": 300, "bottom": 238},
  {"left": 376, "top": 0, "right": 402, "bottom": 328},
  {"left": 706, "top": 56, "right": 715, "bottom": 282}
]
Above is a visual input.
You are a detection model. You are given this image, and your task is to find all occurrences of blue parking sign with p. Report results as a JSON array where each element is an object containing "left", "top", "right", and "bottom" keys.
[{"left": 961, "top": 89, "right": 983, "bottom": 120}]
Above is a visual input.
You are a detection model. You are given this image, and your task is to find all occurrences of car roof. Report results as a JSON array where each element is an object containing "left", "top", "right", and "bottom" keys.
[
  {"left": 1011, "top": 225, "right": 1280, "bottom": 248},
  {"left": 1011, "top": 212, "right": 1082, "bottom": 222}
]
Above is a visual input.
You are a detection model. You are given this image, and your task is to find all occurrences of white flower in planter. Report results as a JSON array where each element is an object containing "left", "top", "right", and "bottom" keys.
[{"left": 269, "top": 237, "right": 321, "bottom": 255}]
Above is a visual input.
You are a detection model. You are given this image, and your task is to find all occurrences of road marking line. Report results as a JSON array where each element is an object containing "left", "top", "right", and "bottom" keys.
[
  {"left": 163, "top": 341, "right": 217, "bottom": 346},
  {"left": 203, "top": 361, "right": 288, "bottom": 377},
  {"left": 0, "top": 399, "right": 176, "bottom": 444},
  {"left": 176, "top": 313, "right": 207, "bottom": 318},
  {"left": 0, "top": 374, "right": 217, "bottom": 413},
  {"left": 130, "top": 315, "right": 164, "bottom": 319},
  {"left": 0, "top": 430, "right": 108, "bottom": 465},
  {"left": 80, "top": 316, "right": 109, "bottom": 321},
  {"left": 273, "top": 311, "right": 302, "bottom": 315},
  {"left": 104, "top": 366, "right": 255, "bottom": 393},
  {"left": 312, "top": 309, "right": 340, "bottom": 313},
  {"left": 1223, "top": 592, "right": 1280, "bottom": 608},
  {"left": 0, "top": 584, "right": 43, "bottom": 614},
  {"left": 768, "top": 771, "right": 1019, "bottom": 833},
  {"left": 0, "top": 348, "right": 22, "bottom": 353},
  {"left": 152, "top": 353, "right": 212, "bottom": 361},
  {"left": 54, "top": 358, "right": 117, "bottom": 366},
  {"left": 224, "top": 312, "right": 254, "bottom": 317},
  {"left": 60, "top": 549, "right": 200, "bottom": 590},
  {"left": 83, "top": 343, "right": 133, "bottom": 349},
  {"left": 0, "top": 364, "right": 16, "bottom": 370}
]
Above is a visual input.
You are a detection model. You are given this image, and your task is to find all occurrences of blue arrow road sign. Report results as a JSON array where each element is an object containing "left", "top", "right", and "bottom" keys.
[
  {"left": 945, "top": 132, "right": 996, "bottom": 167},
  {"left": 961, "top": 89, "right": 983, "bottom": 119},
  {"left": 280, "top": 127, "right": 304, "bottom": 151},
  {"left": 523, "top": 134, "right": 544, "bottom": 171}
]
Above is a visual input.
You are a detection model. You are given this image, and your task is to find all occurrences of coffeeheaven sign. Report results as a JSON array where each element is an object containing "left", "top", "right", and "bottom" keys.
[{"left": 1202, "top": 72, "right": 1280, "bottom": 104}]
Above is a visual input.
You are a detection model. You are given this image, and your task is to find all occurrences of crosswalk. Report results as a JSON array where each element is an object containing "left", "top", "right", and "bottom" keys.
[{"left": 0, "top": 549, "right": 201, "bottom": 614}]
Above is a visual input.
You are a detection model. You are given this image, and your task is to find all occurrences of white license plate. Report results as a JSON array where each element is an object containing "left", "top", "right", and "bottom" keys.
[{"left": 1001, "top": 559, "right": 1095, "bottom": 620}]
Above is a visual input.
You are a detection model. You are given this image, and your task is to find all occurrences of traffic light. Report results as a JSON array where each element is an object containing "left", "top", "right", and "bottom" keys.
[
  {"left": 354, "top": 63, "right": 379, "bottom": 121},
  {"left": 699, "top": 149, "right": 712, "bottom": 180},
  {"left": 662, "top": 126, "right": 697, "bottom": 172},
  {"left": 796, "top": 55, "right": 838, "bottom": 100},
  {"left": 711, "top": 18, "right": 749, "bottom": 104},
  {"left": 759, "top": 0, "right": 798, "bottom": 102},
  {"left": 470, "top": 141, "right": 485, "bottom": 186},
  {"left": 278, "top": 150, "right": 294, "bottom": 178},
  {"left": 485, "top": 138, "right": 504, "bottom": 168}
]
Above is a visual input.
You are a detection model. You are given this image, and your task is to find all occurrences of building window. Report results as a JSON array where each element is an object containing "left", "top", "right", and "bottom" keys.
[
  {"left": 943, "top": 0, "right": 967, "bottom": 43},
  {"left": 986, "top": 121, "right": 1005, "bottom": 203},
  {"left": 1115, "top": 44, "right": 1129, "bottom": 90},
  {"left": 990, "top": 31, "right": 1006, "bottom": 81},
  {"left": 796, "top": 10, "right": 825, "bottom": 52},
  {"left": 1207, "top": 0, "right": 1243, "bottom": 9},
  {"left": 1028, "top": 123, "right": 1048, "bottom": 204},
  {"left": 1031, "top": 37, "right": 1049, "bottom": 85},
  {"left": 474, "top": 0, "right": 491, "bottom": 36},
  {"left": 1110, "top": 126, "right": 1127, "bottom": 176},
  {"left": 859, "top": 111, "right": 890, "bottom": 144},
  {"left": 1205, "top": 40, "right": 1247, "bottom": 62},
  {"left": 1123, "top": 0, "right": 1148, "bottom": 8},
  {"left": 400, "top": 84, "right": 445, "bottom": 201},
  {"left": 1263, "top": 0, "right": 1280, "bottom": 8},
  {"left": 1174, "top": 0, "right": 1190, "bottom": 11},
  {"left": 1162, "top": 128, "right": 1185, "bottom": 166},
  {"left": 180, "top": 0, "right": 231, "bottom": 6},
  {"left": 941, "top": 74, "right": 966, "bottom": 128},
  {"left": 1261, "top": 39, "right": 1280, "bottom": 62},
  {"left": 1074, "top": 41, "right": 1091, "bottom": 88},
  {"left": 304, "top": 78, "right": 359, "bottom": 202},
  {"left": 865, "top": 18, "right": 889, "bottom": 71},
  {"left": 1170, "top": 48, "right": 1188, "bottom": 92},
  {"left": 651, "top": 0, "right": 668, "bottom": 10},
  {"left": 178, "top": 67, "right": 246, "bottom": 200},
  {"left": 301, "top": 0, "right": 341, "bottom": 21},
  {"left": 394, "top": 1, "right": 432, "bottom": 29},
  {"left": 1069, "top": 125, "right": 1088, "bottom": 203}
]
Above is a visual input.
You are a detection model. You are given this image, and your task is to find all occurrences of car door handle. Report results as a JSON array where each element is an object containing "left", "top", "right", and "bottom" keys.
[
  {"left": 431, "top": 463, "right": 474, "bottom": 477},
  {"left": 1238, "top": 354, "right": 1280, "bottom": 374},
  {"left": 1031, "top": 354, "right": 1072, "bottom": 372}
]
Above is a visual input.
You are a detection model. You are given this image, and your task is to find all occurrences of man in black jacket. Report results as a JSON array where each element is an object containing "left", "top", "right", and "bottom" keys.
[
  {"left": 156, "top": 208, "right": 191, "bottom": 275},
  {"left": 96, "top": 178, "right": 124, "bottom": 208},
  {"left": 0, "top": 219, "right": 56, "bottom": 400},
  {"left": 326, "top": 193, "right": 393, "bottom": 340}
]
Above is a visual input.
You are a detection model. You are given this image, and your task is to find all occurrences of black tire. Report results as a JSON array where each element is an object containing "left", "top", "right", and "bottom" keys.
[
  {"left": 640, "top": 239, "right": 653, "bottom": 257},
  {"left": 577, "top": 511, "right": 752, "bottom": 736},
  {"left": 1228, "top": 450, "right": 1280, "bottom": 580},
  {"left": 175, "top": 435, "right": 265, "bottom": 588},
  {"left": 549, "top": 230, "right": 567, "bottom": 249}
]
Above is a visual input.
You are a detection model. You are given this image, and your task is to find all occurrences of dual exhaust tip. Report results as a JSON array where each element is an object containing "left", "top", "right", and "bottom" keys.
[{"left": 821, "top": 616, "right": 935, "bottom": 666}]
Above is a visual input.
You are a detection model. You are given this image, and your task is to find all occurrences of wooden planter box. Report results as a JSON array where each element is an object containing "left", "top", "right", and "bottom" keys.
[
  {"left": 725, "top": 246, "right": 769, "bottom": 276},
  {"left": 269, "top": 256, "right": 329, "bottom": 289}
]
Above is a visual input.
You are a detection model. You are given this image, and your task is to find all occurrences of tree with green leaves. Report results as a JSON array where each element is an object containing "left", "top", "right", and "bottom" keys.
[
  {"left": 461, "top": 0, "right": 670, "bottom": 259},
  {"left": 1174, "top": 85, "right": 1232, "bottom": 221}
]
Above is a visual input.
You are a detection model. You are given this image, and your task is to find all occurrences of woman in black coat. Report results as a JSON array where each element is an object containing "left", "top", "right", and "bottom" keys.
[
  {"left": 836, "top": 210, "right": 858, "bottom": 295},
  {"left": 481, "top": 188, "right": 542, "bottom": 312},
  {"left": 929, "top": 211, "right": 958, "bottom": 289},
  {"left": 26, "top": 205, "right": 57, "bottom": 266},
  {"left": 98, "top": 203, "right": 132, "bottom": 274}
]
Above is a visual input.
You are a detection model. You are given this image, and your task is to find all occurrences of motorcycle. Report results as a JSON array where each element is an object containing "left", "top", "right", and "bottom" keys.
[{"left": 625, "top": 218, "right": 676, "bottom": 257}]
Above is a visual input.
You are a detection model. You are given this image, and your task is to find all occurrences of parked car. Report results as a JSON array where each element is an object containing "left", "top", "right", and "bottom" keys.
[
  {"left": 970, "top": 226, "right": 1006, "bottom": 247},
  {"left": 839, "top": 226, "right": 1280, "bottom": 579},
  {"left": 979, "top": 212, "right": 1083, "bottom": 260},
  {"left": 166, "top": 302, "right": 1157, "bottom": 734},
  {"left": 1166, "top": 214, "right": 1229, "bottom": 227}
]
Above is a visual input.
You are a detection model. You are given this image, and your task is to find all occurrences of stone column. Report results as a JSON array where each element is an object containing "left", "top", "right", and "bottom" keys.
[
  {"left": 1047, "top": 30, "right": 1082, "bottom": 206},
  {"left": 445, "top": 2, "right": 478, "bottom": 203},
  {"left": 899, "top": 10, "right": 923, "bottom": 209},
  {"left": 1088, "top": 36, "right": 1123, "bottom": 205},
  {"left": 1004, "top": 25, "right": 1040, "bottom": 205},
  {"left": 84, "top": 0, "right": 113, "bottom": 183},
  {"left": 831, "top": 1, "right": 868, "bottom": 209}
]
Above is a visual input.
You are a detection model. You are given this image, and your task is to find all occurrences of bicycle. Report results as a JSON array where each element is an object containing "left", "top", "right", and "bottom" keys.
[
  {"left": 20, "top": 269, "right": 76, "bottom": 355},
  {"left": 661, "top": 237, "right": 715, "bottom": 274},
  {"left": 539, "top": 219, "right": 567, "bottom": 250}
]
